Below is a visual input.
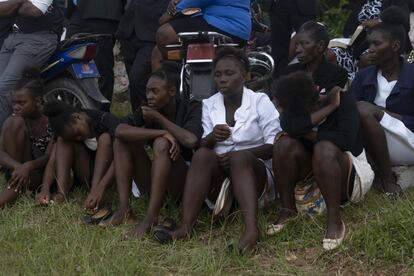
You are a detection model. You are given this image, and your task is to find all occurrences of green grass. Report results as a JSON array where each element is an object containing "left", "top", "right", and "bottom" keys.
[
  {"left": 1, "top": 96, "right": 413, "bottom": 275},
  {"left": 1, "top": 171, "right": 413, "bottom": 275}
]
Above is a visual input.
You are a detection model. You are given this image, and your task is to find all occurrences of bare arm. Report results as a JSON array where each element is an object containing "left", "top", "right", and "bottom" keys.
[
  {"left": 18, "top": 1, "right": 48, "bottom": 17},
  {"left": 115, "top": 124, "right": 167, "bottom": 142},
  {"left": 157, "top": 115, "right": 198, "bottom": 149},
  {"left": 0, "top": 0, "right": 25, "bottom": 17}
]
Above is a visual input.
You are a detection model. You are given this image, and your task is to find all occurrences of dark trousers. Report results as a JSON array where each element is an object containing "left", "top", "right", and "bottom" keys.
[
  {"left": 119, "top": 37, "right": 154, "bottom": 112},
  {"left": 270, "top": 0, "right": 316, "bottom": 76},
  {"left": 67, "top": 15, "right": 119, "bottom": 106}
]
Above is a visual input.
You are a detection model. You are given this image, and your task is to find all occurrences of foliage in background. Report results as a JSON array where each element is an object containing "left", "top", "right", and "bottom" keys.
[{"left": 318, "top": 0, "right": 352, "bottom": 38}]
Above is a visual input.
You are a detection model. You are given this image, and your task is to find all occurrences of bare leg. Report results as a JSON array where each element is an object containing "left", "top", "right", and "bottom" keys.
[
  {"left": 0, "top": 117, "right": 40, "bottom": 207},
  {"left": 106, "top": 139, "right": 151, "bottom": 226},
  {"left": 128, "top": 137, "right": 187, "bottom": 238},
  {"left": 357, "top": 101, "right": 401, "bottom": 195},
  {"left": 84, "top": 133, "right": 114, "bottom": 210},
  {"left": 171, "top": 148, "right": 224, "bottom": 240},
  {"left": 271, "top": 136, "right": 312, "bottom": 225},
  {"left": 313, "top": 141, "right": 350, "bottom": 239},
  {"left": 54, "top": 138, "right": 91, "bottom": 202},
  {"left": 228, "top": 150, "right": 267, "bottom": 252}
]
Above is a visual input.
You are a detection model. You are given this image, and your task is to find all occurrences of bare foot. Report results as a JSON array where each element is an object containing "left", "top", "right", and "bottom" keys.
[
  {"left": 382, "top": 176, "right": 402, "bottom": 198},
  {"left": 273, "top": 208, "right": 298, "bottom": 225},
  {"left": 125, "top": 218, "right": 157, "bottom": 239},
  {"left": 99, "top": 208, "right": 134, "bottom": 227},
  {"left": 325, "top": 219, "right": 345, "bottom": 239},
  {"left": 237, "top": 227, "right": 259, "bottom": 254},
  {"left": 51, "top": 192, "right": 67, "bottom": 204},
  {"left": 171, "top": 224, "right": 191, "bottom": 240}
]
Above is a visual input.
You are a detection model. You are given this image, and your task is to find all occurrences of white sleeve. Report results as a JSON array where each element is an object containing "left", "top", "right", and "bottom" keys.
[
  {"left": 29, "top": 0, "right": 53, "bottom": 14},
  {"left": 201, "top": 100, "right": 214, "bottom": 138},
  {"left": 0, "top": 0, "right": 10, "bottom": 2},
  {"left": 257, "top": 94, "right": 282, "bottom": 145}
]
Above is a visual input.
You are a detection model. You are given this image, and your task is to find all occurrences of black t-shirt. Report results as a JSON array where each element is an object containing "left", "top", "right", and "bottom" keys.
[
  {"left": 122, "top": 99, "right": 203, "bottom": 161},
  {"left": 280, "top": 92, "right": 363, "bottom": 156},
  {"left": 0, "top": 18, "right": 12, "bottom": 47},
  {"left": 84, "top": 110, "right": 121, "bottom": 139},
  {"left": 15, "top": 0, "right": 63, "bottom": 35},
  {"left": 282, "top": 58, "right": 348, "bottom": 93}
]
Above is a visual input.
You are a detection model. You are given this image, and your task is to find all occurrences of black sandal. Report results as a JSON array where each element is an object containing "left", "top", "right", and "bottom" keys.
[{"left": 153, "top": 218, "right": 177, "bottom": 244}]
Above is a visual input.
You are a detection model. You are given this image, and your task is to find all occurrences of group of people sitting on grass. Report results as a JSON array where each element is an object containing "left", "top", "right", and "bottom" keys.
[{"left": 1, "top": 6, "right": 414, "bottom": 254}]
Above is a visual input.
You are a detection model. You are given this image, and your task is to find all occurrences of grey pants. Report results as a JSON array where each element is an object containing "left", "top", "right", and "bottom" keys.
[{"left": 0, "top": 32, "right": 58, "bottom": 131}]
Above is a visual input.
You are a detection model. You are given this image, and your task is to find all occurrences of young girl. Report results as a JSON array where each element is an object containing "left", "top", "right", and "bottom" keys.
[
  {"left": 269, "top": 71, "right": 374, "bottom": 250},
  {"left": 351, "top": 6, "right": 414, "bottom": 198},
  {"left": 36, "top": 101, "right": 120, "bottom": 211},
  {"left": 0, "top": 68, "right": 53, "bottom": 207},
  {"left": 101, "top": 68, "right": 203, "bottom": 239},
  {"left": 154, "top": 47, "right": 281, "bottom": 254}
]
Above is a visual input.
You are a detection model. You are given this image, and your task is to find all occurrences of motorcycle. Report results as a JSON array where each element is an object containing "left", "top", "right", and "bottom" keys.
[
  {"left": 165, "top": 31, "right": 274, "bottom": 101},
  {"left": 41, "top": 33, "right": 110, "bottom": 110}
]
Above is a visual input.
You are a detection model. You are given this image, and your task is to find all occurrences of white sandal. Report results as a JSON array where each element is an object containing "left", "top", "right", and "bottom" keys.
[{"left": 322, "top": 221, "right": 346, "bottom": 250}]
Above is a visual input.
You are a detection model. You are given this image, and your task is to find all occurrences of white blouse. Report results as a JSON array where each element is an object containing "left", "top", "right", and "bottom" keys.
[
  {"left": 202, "top": 87, "right": 281, "bottom": 155},
  {"left": 374, "top": 70, "right": 397, "bottom": 108}
]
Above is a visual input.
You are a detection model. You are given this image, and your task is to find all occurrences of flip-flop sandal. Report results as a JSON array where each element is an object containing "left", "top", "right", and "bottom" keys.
[{"left": 83, "top": 207, "right": 112, "bottom": 225}]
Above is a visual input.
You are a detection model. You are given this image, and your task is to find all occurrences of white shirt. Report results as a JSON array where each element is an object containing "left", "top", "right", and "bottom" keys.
[
  {"left": 0, "top": 0, "right": 53, "bottom": 14},
  {"left": 374, "top": 70, "right": 397, "bottom": 108},
  {"left": 202, "top": 87, "right": 281, "bottom": 155}
]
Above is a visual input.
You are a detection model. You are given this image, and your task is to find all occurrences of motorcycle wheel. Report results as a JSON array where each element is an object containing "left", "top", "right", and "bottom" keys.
[{"left": 43, "top": 78, "right": 96, "bottom": 109}]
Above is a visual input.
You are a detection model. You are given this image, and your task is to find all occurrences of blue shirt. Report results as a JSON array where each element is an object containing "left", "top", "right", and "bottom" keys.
[
  {"left": 176, "top": 0, "right": 251, "bottom": 41},
  {"left": 349, "top": 59, "right": 414, "bottom": 133}
]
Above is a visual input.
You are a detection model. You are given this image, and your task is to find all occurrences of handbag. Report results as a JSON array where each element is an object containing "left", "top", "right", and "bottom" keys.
[{"left": 294, "top": 174, "right": 327, "bottom": 215}]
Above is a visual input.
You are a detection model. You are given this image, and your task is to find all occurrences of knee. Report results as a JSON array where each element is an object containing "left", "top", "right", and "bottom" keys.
[
  {"left": 312, "top": 141, "right": 338, "bottom": 167},
  {"left": 3, "top": 116, "right": 26, "bottom": 137},
  {"left": 155, "top": 24, "right": 176, "bottom": 47},
  {"left": 152, "top": 137, "right": 171, "bottom": 157},
  {"left": 191, "top": 147, "right": 216, "bottom": 166},
  {"left": 97, "top": 133, "right": 111, "bottom": 146},
  {"left": 273, "top": 135, "right": 302, "bottom": 159},
  {"left": 357, "top": 101, "right": 382, "bottom": 121},
  {"left": 229, "top": 150, "right": 255, "bottom": 168}
]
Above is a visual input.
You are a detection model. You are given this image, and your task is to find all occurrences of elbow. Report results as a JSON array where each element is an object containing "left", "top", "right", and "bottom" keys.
[{"left": 183, "top": 135, "right": 199, "bottom": 150}]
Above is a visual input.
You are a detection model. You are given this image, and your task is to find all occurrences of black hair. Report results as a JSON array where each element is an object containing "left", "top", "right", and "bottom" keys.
[
  {"left": 149, "top": 67, "right": 180, "bottom": 94},
  {"left": 371, "top": 6, "right": 409, "bottom": 54},
  {"left": 272, "top": 71, "right": 318, "bottom": 115},
  {"left": 298, "top": 21, "right": 330, "bottom": 50},
  {"left": 43, "top": 101, "right": 79, "bottom": 135},
  {"left": 14, "top": 67, "right": 44, "bottom": 98},
  {"left": 213, "top": 46, "right": 250, "bottom": 74}
]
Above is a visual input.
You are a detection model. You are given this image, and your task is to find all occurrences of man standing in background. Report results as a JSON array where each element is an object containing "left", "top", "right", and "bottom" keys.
[
  {"left": 269, "top": 0, "right": 318, "bottom": 76},
  {"left": 116, "top": 0, "right": 169, "bottom": 112}
]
